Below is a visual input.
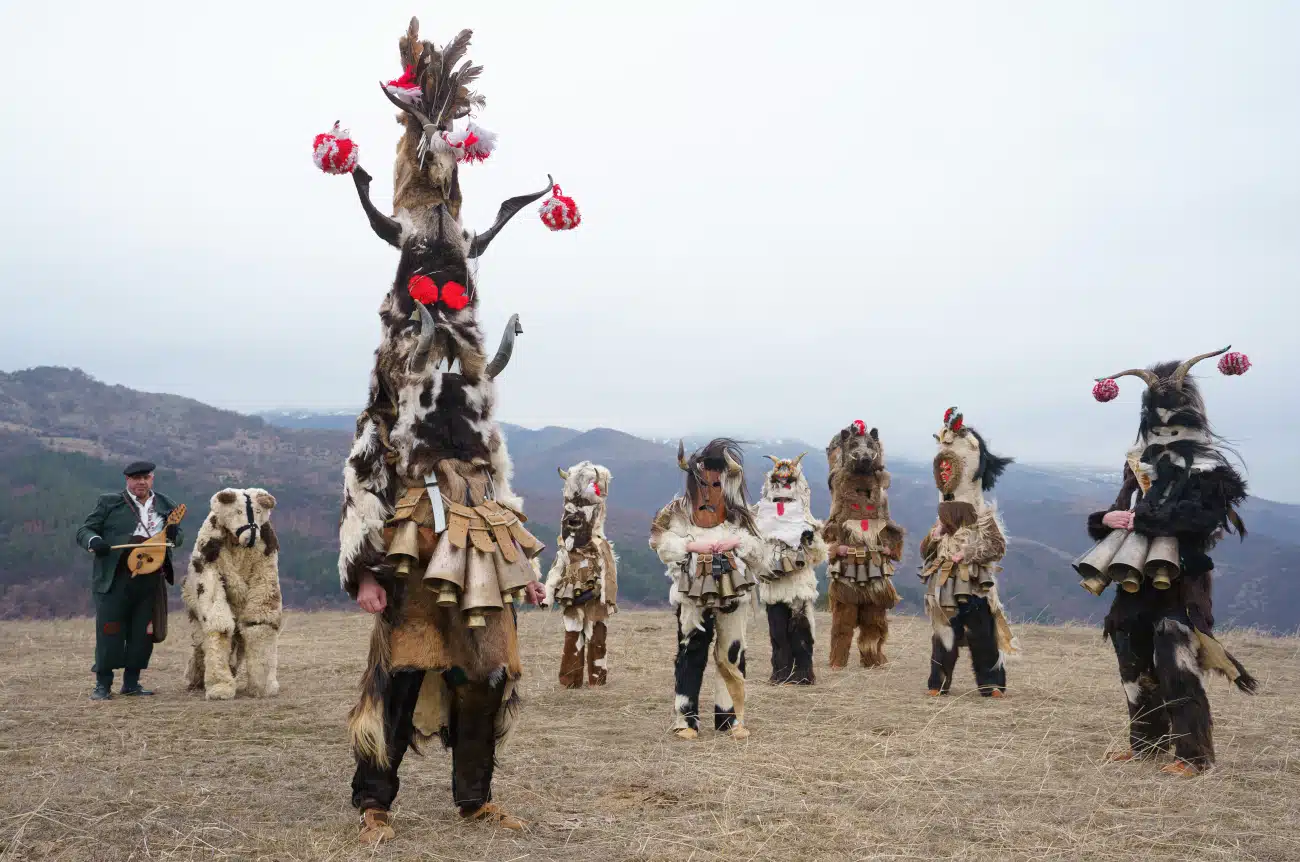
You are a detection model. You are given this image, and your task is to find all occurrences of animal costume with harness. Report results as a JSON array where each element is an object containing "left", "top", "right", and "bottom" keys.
[
  {"left": 752, "top": 453, "right": 826, "bottom": 684},
  {"left": 823, "top": 423, "right": 904, "bottom": 669},
  {"left": 542, "top": 462, "right": 618, "bottom": 688},
  {"left": 651, "top": 439, "right": 768, "bottom": 740},
  {"left": 75, "top": 461, "right": 185, "bottom": 698},
  {"left": 1076, "top": 347, "right": 1256, "bottom": 775},
  {"left": 182, "top": 489, "right": 282, "bottom": 701},
  {"left": 918, "top": 409, "right": 1018, "bottom": 697},
  {"left": 325, "top": 19, "right": 557, "bottom": 837}
]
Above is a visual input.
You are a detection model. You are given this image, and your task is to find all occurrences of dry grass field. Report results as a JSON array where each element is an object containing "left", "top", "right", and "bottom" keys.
[{"left": 1, "top": 608, "right": 1298, "bottom": 861}]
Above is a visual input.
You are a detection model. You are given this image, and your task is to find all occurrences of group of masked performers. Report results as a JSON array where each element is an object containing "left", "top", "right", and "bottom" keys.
[{"left": 317, "top": 17, "right": 1258, "bottom": 847}]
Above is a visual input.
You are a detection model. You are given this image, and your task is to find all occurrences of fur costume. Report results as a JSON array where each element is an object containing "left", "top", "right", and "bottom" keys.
[
  {"left": 823, "top": 423, "right": 905, "bottom": 669},
  {"left": 752, "top": 453, "right": 826, "bottom": 684},
  {"left": 542, "top": 461, "right": 618, "bottom": 688},
  {"left": 650, "top": 439, "right": 768, "bottom": 739},
  {"left": 181, "top": 489, "right": 282, "bottom": 700},
  {"left": 330, "top": 20, "right": 552, "bottom": 823},
  {"left": 1080, "top": 347, "right": 1257, "bottom": 773},
  {"left": 918, "top": 408, "right": 1018, "bottom": 696}
]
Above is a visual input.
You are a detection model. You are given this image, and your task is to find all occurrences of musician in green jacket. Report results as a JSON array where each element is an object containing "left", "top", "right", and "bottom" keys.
[{"left": 75, "top": 461, "right": 185, "bottom": 701}]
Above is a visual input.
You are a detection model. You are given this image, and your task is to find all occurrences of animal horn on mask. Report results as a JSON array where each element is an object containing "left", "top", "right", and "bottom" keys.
[
  {"left": 792, "top": 452, "right": 807, "bottom": 469},
  {"left": 723, "top": 449, "right": 743, "bottom": 476},
  {"left": 677, "top": 440, "right": 690, "bottom": 472},
  {"left": 763, "top": 454, "right": 780, "bottom": 465},
  {"left": 1172, "top": 345, "right": 1232, "bottom": 388},
  {"left": 557, "top": 466, "right": 569, "bottom": 480}
]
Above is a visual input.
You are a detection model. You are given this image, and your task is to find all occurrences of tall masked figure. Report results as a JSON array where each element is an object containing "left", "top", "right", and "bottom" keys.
[
  {"left": 326, "top": 20, "right": 557, "bottom": 842},
  {"left": 1077, "top": 347, "right": 1257, "bottom": 775},
  {"left": 752, "top": 454, "right": 826, "bottom": 685},
  {"left": 823, "top": 422, "right": 905, "bottom": 669},
  {"left": 651, "top": 439, "right": 768, "bottom": 740},
  {"left": 542, "top": 462, "right": 618, "bottom": 688},
  {"left": 919, "top": 408, "right": 1018, "bottom": 697}
]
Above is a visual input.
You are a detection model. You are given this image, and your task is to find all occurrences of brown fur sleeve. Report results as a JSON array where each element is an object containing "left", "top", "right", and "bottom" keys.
[
  {"left": 964, "top": 507, "right": 1007, "bottom": 565},
  {"left": 919, "top": 522, "right": 939, "bottom": 562},
  {"left": 881, "top": 523, "right": 905, "bottom": 561}
]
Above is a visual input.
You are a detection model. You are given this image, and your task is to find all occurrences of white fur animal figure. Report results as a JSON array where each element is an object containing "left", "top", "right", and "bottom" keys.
[{"left": 182, "top": 488, "right": 282, "bottom": 700}]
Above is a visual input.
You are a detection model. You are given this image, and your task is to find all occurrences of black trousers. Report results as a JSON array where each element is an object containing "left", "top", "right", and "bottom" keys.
[
  {"left": 92, "top": 564, "right": 159, "bottom": 675},
  {"left": 1107, "top": 586, "right": 1215, "bottom": 765},
  {"left": 350, "top": 669, "right": 506, "bottom": 813},
  {"left": 766, "top": 602, "right": 815, "bottom": 684},
  {"left": 927, "top": 595, "right": 1005, "bottom": 695}
]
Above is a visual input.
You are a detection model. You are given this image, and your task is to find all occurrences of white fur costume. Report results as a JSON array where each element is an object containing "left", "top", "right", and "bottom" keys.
[{"left": 182, "top": 488, "right": 282, "bottom": 700}]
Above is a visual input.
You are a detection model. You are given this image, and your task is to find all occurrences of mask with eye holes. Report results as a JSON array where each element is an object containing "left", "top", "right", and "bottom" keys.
[
  {"left": 556, "top": 461, "right": 611, "bottom": 550},
  {"left": 676, "top": 438, "right": 756, "bottom": 532},
  {"left": 932, "top": 407, "right": 1012, "bottom": 520}
]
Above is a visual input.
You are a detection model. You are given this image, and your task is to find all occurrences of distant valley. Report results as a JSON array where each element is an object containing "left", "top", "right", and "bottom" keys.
[{"left": 2, "top": 367, "right": 1297, "bottom": 631}]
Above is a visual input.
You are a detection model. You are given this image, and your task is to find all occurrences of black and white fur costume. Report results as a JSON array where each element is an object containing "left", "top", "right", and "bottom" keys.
[
  {"left": 650, "top": 439, "right": 768, "bottom": 739},
  {"left": 1085, "top": 349, "right": 1257, "bottom": 772},
  {"left": 751, "top": 454, "right": 826, "bottom": 685}
]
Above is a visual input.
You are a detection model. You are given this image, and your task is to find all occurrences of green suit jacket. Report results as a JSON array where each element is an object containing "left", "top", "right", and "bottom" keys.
[{"left": 76, "top": 491, "right": 186, "bottom": 594}]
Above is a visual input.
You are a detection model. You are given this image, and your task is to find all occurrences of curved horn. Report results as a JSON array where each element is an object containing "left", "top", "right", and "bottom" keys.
[
  {"left": 485, "top": 314, "right": 523, "bottom": 379},
  {"left": 350, "top": 167, "right": 402, "bottom": 248},
  {"left": 1173, "top": 345, "right": 1231, "bottom": 387},
  {"left": 763, "top": 454, "right": 780, "bottom": 465},
  {"left": 557, "top": 467, "right": 570, "bottom": 480},
  {"left": 723, "top": 449, "right": 743, "bottom": 476},
  {"left": 469, "top": 176, "right": 555, "bottom": 258},
  {"left": 677, "top": 440, "right": 689, "bottom": 471},
  {"left": 378, "top": 80, "right": 435, "bottom": 130},
  {"left": 793, "top": 452, "right": 807, "bottom": 469},
  {"left": 1095, "top": 368, "right": 1160, "bottom": 388}
]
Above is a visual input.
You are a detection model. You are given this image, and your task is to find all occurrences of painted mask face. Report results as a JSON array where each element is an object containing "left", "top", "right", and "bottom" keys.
[
  {"left": 763, "top": 455, "right": 807, "bottom": 502},
  {"left": 691, "top": 468, "right": 728, "bottom": 527},
  {"left": 833, "top": 423, "right": 883, "bottom": 474},
  {"left": 561, "top": 505, "right": 594, "bottom": 548},
  {"left": 933, "top": 430, "right": 980, "bottom": 501}
]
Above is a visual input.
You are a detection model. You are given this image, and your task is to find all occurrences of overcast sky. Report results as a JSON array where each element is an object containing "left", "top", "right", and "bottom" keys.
[{"left": 2, "top": 2, "right": 1297, "bottom": 501}]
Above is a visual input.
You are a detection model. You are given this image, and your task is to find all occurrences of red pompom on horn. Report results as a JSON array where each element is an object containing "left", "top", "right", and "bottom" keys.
[
  {"left": 313, "top": 122, "right": 358, "bottom": 175},
  {"left": 1218, "top": 352, "right": 1251, "bottom": 376},
  {"left": 539, "top": 184, "right": 581, "bottom": 231},
  {"left": 851, "top": 420, "right": 866, "bottom": 436},
  {"left": 1093, "top": 379, "right": 1120, "bottom": 402}
]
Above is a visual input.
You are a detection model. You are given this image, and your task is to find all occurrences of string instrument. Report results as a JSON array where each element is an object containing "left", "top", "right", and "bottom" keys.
[{"left": 113, "top": 504, "right": 186, "bottom": 576}]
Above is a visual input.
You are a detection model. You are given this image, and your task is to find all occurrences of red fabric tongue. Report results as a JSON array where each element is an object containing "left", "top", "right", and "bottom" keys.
[
  {"left": 776, "top": 502, "right": 785, "bottom": 516},
  {"left": 861, "top": 519, "right": 869, "bottom": 531}
]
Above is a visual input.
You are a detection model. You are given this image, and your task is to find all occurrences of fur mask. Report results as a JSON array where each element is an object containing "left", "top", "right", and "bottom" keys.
[
  {"left": 932, "top": 408, "right": 1012, "bottom": 508},
  {"left": 827, "top": 421, "right": 885, "bottom": 476},
  {"left": 557, "top": 460, "right": 611, "bottom": 546},
  {"left": 209, "top": 488, "right": 276, "bottom": 549},
  {"left": 761, "top": 453, "right": 811, "bottom": 507}
]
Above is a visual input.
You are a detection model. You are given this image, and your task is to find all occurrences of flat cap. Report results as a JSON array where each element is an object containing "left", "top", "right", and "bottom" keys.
[{"left": 123, "top": 460, "right": 156, "bottom": 477}]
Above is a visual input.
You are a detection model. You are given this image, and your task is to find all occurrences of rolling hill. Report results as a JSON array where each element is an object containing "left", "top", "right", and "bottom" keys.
[{"left": 2, "top": 366, "right": 1298, "bottom": 630}]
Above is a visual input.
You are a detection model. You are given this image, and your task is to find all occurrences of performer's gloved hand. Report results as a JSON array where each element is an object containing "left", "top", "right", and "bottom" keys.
[
  {"left": 88, "top": 536, "right": 110, "bottom": 556},
  {"left": 523, "top": 580, "right": 545, "bottom": 606},
  {"left": 951, "top": 551, "right": 965, "bottom": 563},
  {"left": 1102, "top": 510, "right": 1135, "bottom": 531},
  {"left": 800, "top": 530, "right": 814, "bottom": 546},
  {"left": 713, "top": 538, "right": 741, "bottom": 553},
  {"left": 165, "top": 524, "right": 179, "bottom": 542}
]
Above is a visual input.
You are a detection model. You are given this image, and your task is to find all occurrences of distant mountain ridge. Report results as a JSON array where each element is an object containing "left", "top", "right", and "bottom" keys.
[{"left": 1, "top": 367, "right": 1297, "bottom": 631}]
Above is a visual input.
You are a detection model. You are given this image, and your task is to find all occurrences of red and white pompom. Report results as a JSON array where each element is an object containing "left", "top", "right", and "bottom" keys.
[
  {"left": 1218, "top": 352, "right": 1251, "bottom": 376},
  {"left": 851, "top": 419, "right": 866, "bottom": 436},
  {"left": 943, "top": 406, "right": 964, "bottom": 431},
  {"left": 384, "top": 66, "right": 422, "bottom": 106},
  {"left": 313, "top": 122, "right": 358, "bottom": 175},
  {"left": 539, "top": 184, "right": 581, "bottom": 231},
  {"left": 1093, "top": 378, "right": 1120, "bottom": 402},
  {"left": 443, "top": 121, "right": 497, "bottom": 164}
]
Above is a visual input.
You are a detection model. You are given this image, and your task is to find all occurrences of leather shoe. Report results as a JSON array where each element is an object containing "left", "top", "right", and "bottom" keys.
[
  {"left": 120, "top": 685, "right": 154, "bottom": 696},
  {"left": 90, "top": 684, "right": 112, "bottom": 701}
]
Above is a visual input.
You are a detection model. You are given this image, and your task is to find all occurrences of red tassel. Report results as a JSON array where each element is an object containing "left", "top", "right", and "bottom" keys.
[
  {"left": 1218, "top": 352, "right": 1251, "bottom": 376},
  {"left": 313, "top": 122, "right": 358, "bottom": 175},
  {"left": 539, "top": 184, "right": 581, "bottom": 231},
  {"left": 1093, "top": 379, "right": 1120, "bottom": 402}
]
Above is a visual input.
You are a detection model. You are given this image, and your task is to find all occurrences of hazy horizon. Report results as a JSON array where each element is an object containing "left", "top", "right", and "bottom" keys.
[{"left": 3, "top": 2, "right": 1296, "bottom": 500}]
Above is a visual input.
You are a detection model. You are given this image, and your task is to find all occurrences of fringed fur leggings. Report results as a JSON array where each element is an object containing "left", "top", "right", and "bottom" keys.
[
  {"left": 673, "top": 604, "right": 747, "bottom": 732},
  {"left": 927, "top": 595, "right": 1006, "bottom": 695},
  {"left": 351, "top": 670, "right": 505, "bottom": 814},
  {"left": 766, "top": 600, "right": 815, "bottom": 684},
  {"left": 1106, "top": 588, "right": 1215, "bottom": 766}
]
